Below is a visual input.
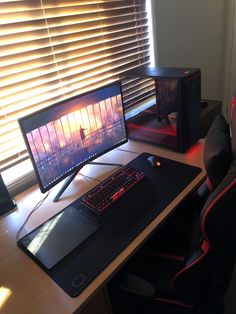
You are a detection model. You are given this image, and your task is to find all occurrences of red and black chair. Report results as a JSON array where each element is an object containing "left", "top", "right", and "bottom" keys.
[{"left": 109, "top": 104, "right": 236, "bottom": 314}]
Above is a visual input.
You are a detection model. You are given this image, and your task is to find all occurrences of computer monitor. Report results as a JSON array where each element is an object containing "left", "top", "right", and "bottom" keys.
[{"left": 18, "top": 82, "right": 127, "bottom": 200}]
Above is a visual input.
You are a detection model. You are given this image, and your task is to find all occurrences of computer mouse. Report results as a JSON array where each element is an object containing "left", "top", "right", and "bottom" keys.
[{"left": 147, "top": 156, "right": 162, "bottom": 168}]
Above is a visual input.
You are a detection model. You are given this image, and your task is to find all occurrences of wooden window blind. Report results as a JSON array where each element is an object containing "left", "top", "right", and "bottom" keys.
[{"left": 0, "top": 0, "right": 150, "bottom": 173}]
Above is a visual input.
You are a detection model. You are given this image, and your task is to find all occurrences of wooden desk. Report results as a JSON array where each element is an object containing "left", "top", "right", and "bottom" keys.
[{"left": 0, "top": 141, "right": 205, "bottom": 314}]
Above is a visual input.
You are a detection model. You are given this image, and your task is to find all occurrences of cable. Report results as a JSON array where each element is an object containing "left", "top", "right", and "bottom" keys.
[
  {"left": 16, "top": 171, "right": 102, "bottom": 242},
  {"left": 16, "top": 190, "right": 51, "bottom": 242},
  {"left": 79, "top": 172, "right": 102, "bottom": 183},
  {"left": 116, "top": 148, "right": 140, "bottom": 155}
]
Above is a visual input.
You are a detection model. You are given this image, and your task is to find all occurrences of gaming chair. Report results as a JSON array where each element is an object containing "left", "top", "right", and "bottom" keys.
[{"left": 109, "top": 103, "right": 236, "bottom": 314}]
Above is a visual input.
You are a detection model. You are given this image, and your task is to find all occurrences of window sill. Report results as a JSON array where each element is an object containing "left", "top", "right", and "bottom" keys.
[{"left": 2, "top": 160, "right": 37, "bottom": 197}]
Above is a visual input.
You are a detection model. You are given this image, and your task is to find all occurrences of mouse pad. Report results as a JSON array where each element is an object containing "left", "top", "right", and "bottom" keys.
[{"left": 18, "top": 152, "right": 202, "bottom": 297}]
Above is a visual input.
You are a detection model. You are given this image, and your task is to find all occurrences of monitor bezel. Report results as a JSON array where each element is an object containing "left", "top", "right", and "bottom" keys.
[{"left": 18, "top": 82, "right": 128, "bottom": 193}]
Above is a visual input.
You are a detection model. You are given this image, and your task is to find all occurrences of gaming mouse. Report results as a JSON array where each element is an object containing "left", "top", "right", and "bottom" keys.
[{"left": 147, "top": 156, "right": 162, "bottom": 168}]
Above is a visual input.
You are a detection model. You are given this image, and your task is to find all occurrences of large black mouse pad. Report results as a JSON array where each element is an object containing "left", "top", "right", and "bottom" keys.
[{"left": 18, "top": 152, "right": 202, "bottom": 297}]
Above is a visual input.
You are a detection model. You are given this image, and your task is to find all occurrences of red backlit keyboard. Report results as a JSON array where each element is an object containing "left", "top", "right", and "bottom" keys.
[{"left": 81, "top": 165, "right": 145, "bottom": 214}]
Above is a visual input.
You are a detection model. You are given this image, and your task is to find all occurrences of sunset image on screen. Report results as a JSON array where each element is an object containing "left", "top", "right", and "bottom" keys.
[{"left": 22, "top": 84, "right": 126, "bottom": 188}]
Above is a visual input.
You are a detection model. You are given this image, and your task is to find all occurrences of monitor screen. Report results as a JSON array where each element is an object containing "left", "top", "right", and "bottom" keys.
[{"left": 18, "top": 82, "right": 127, "bottom": 193}]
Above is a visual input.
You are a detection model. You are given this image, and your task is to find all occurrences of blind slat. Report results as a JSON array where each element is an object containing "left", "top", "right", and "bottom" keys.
[
  {"left": 0, "top": 0, "right": 150, "bottom": 172},
  {"left": 0, "top": 23, "right": 148, "bottom": 57}
]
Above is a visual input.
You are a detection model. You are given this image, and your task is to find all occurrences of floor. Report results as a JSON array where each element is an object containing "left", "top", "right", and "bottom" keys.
[{"left": 224, "top": 265, "right": 236, "bottom": 314}]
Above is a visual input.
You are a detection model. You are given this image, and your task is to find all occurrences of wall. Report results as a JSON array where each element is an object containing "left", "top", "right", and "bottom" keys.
[
  {"left": 151, "top": 0, "right": 226, "bottom": 102},
  {"left": 222, "top": 0, "right": 236, "bottom": 117}
]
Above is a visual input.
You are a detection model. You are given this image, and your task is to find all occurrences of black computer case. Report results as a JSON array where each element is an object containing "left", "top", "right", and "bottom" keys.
[{"left": 122, "top": 67, "right": 201, "bottom": 152}]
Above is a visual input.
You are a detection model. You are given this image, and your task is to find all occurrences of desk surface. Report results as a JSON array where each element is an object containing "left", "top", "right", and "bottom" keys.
[{"left": 0, "top": 141, "right": 205, "bottom": 314}]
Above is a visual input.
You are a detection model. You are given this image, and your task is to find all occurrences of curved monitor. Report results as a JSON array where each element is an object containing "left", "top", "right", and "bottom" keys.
[{"left": 18, "top": 82, "right": 127, "bottom": 194}]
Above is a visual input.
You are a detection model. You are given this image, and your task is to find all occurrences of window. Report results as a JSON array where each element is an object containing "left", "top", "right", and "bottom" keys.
[{"left": 0, "top": 0, "right": 152, "bottom": 191}]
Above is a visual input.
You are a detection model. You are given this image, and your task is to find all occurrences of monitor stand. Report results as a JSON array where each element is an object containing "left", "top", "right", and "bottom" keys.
[{"left": 53, "top": 162, "right": 123, "bottom": 202}]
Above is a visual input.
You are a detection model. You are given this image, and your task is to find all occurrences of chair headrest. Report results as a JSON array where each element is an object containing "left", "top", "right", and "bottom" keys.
[{"left": 204, "top": 113, "right": 232, "bottom": 189}]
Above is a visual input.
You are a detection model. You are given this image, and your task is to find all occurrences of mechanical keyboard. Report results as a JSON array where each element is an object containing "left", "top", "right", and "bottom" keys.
[{"left": 81, "top": 165, "right": 145, "bottom": 214}]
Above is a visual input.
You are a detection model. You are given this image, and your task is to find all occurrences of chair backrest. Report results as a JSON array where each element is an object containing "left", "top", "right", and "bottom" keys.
[{"left": 171, "top": 106, "right": 236, "bottom": 302}]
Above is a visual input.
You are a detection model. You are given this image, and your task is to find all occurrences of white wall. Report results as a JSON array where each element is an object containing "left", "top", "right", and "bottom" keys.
[{"left": 151, "top": 0, "right": 226, "bottom": 101}]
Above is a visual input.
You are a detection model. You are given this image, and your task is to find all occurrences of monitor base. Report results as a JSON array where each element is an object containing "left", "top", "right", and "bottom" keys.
[{"left": 53, "top": 162, "right": 123, "bottom": 202}]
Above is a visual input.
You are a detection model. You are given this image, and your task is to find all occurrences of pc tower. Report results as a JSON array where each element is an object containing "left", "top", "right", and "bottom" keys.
[{"left": 122, "top": 67, "right": 201, "bottom": 152}]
